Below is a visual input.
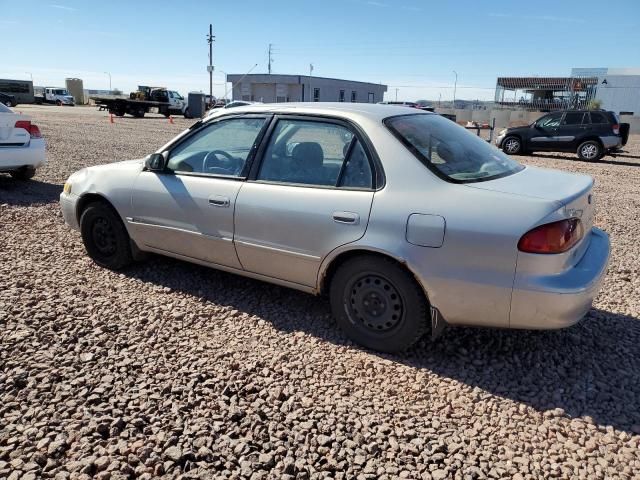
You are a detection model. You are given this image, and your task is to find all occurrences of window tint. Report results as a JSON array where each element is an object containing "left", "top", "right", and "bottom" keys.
[
  {"left": 167, "top": 117, "right": 266, "bottom": 176},
  {"left": 589, "top": 112, "right": 607, "bottom": 124},
  {"left": 258, "top": 119, "right": 370, "bottom": 188},
  {"left": 339, "top": 141, "right": 373, "bottom": 189},
  {"left": 562, "top": 112, "right": 585, "bottom": 125},
  {"left": 386, "top": 114, "right": 523, "bottom": 183},
  {"left": 537, "top": 113, "right": 562, "bottom": 128}
]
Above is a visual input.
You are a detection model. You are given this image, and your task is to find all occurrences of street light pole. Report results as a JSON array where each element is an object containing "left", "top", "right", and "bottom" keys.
[
  {"left": 207, "top": 24, "right": 215, "bottom": 105},
  {"left": 26, "top": 72, "right": 33, "bottom": 82},
  {"left": 395, "top": 88, "right": 398, "bottom": 101},
  {"left": 452, "top": 70, "right": 458, "bottom": 109},
  {"left": 103, "top": 72, "right": 111, "bottom": 91}
]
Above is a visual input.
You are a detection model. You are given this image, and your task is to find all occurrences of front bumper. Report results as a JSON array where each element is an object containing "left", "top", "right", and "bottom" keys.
[
  {"left": 509, "top": 227, "right": 610, "bottom": 329},
  {"left": 60, "top": 192, "right": 80, "bottom": 231},
  {"left": 495, "top": 134, "right": 506, "bottom": 148}
]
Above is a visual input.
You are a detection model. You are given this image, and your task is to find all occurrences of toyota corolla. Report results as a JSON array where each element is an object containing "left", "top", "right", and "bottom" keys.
[{"left": 60, "top": 104, "right": 610, "bottom": 352}]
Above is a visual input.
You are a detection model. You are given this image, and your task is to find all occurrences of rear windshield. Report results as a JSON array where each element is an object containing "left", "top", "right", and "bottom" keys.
[{"left": 385, "top": 114, "right": 524, "bottom": 183}]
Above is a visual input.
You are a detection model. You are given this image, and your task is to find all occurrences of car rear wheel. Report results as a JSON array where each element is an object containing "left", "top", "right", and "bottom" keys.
[
  {"left": 502, "top": 136, "right": 522, "bottom": 155},
  {"left": 56, "top": 100, "right": 62, "bottom": 106},
  {"left": 329, "top": 255, "right": 429, "bottom": 353},
  {"left": 4, "top": 101, "right": 13, "bottom": 107},
  {"left": 577, "top": 140, "right": 602, "bottom": 161},
  {"left": 80, "top": 202, "right": 133, "bottom": 270},
  {"left": 10, "top": 166, "right": 36, "bottom": 180}
]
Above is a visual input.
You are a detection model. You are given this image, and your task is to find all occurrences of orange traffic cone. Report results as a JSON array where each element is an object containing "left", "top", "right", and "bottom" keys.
[
  {"left": 168, "top": 115, "right": 174, "bottom": 124},
  {"left": 109, "top": 114, "right": 114, "bottom": 124}
]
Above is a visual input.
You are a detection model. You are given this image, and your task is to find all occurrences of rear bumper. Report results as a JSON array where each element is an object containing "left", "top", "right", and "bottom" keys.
[
  {"left": 509, "top": 227, "right": 610, "bottom": 329},
  {"left": 60, "top": 192, "right": 80, "bottom": 231},
  {"left": 601, "top": 135, "right": 622, "bottom": 150},
  {"left": 0, "top": 138, "right": 46, "bottom": 171}
]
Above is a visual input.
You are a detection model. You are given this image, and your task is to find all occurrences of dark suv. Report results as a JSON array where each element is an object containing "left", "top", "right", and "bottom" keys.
[
  {"left": 496, "top": 110, "right": 629, "bottom": 161},
  {"left": 0, "top": 92, "right": 16, "bottom": 107}
]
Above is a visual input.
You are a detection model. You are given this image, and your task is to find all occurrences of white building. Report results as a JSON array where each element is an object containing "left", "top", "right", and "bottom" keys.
[{"left": 571, "top": 68, "right": 640, "bottom": 115}]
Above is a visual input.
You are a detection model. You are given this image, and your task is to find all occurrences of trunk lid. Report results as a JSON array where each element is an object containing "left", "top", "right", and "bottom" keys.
[
  {"left": 466, "top": 165, "right": 594, "bottom": 232},
  {"left": 0, "top": 113, "right": 30, "bottom": 146}
]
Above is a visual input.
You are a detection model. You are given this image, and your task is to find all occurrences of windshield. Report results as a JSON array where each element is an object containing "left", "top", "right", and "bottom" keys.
[
  {"left": 54, "top": 89, "right": 69, "bottom": 95},
  {"left": 385, "top": 114, "right": 524, "bottom": 183}
]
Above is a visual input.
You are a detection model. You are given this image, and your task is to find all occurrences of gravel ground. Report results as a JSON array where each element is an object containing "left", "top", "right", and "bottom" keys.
[{"left": 1, "top": 105, "right": 639, "bottom": 480}]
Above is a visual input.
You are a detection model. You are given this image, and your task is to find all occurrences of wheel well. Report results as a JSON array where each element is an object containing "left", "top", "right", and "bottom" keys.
[
  {"left": 579, "top": 136, "right": 603, "bottom": 147},
  {"left": 320, "top": 249, "right": 428, "bottom": 301},
  {"left": 75, "top": 193, "right": 115, "bottom": 223}
]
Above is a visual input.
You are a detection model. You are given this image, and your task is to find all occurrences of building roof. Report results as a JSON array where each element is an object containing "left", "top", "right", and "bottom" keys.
[
  {"left": 496, "top": 77, "right": 598, "bottom": 91},
  {"left": 226, "top": 73, "right": 387, "bottom": 88}
]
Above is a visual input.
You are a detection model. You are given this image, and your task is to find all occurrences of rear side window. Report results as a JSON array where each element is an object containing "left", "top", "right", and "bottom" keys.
[
  {"left": 386, "top": 114, "right": 524, "bottom": 183},
  {"left": 562, "top": 112, "right": 585, "bottom": 125},
  {"left": 257, "top": 119, "right": 373, "bottom": 189},
  {"left": 589, "top": 112, "right": 607, "bottom": 124}
]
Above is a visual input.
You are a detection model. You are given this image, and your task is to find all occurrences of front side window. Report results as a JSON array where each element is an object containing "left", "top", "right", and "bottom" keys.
[
  {"left": 537, "top": 113, "right": 562, "bottom": 128},
  {"left": 167, "top": 117, "right": 266, "bottom": 176},
  {"left": 257, "top": 119, "right": 373, "bottom": 188},
  {"left": 386, "top": 114, "right": 524, "bottom": 183}
]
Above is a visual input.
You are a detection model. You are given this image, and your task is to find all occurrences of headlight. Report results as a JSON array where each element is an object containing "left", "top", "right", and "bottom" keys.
[
  {"left": 63, "top": 182, "right": 72, "bottom": 194},
  {"left": 499, "top": 129, "right": 508, "bottom": 136}
]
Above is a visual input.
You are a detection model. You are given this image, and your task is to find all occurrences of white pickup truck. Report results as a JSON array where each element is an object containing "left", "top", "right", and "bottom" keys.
[
  {"left": 0, "top": 103, "right": 47, "bottom": 179},
  {"left": 35, "top": 87, "right": 75, "bottom": 106}
]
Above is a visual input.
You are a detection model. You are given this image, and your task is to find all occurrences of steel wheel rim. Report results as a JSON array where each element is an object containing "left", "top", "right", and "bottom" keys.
[
  {"left": 91, "top": 217, "right": 117, "bottom": 256},
  {"left": 581, "top": 144, "right": 598, "bottom": 159},
  {"left": 505, "top": 138, "right": 519, "bottom": 153},
  {"left": 345, "top": 273, "right": 404, "bottom": 333}
]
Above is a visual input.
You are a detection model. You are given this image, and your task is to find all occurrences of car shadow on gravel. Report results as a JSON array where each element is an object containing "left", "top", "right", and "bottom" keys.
[
  {"left": 529, "top": 153, "right": 640, "bottom": 168},
  {"left": 0, "top": 176, "right": 62, "bottom": 206},
  {"left": 123, "top": 256, "right": 640, "bottom": 435}
]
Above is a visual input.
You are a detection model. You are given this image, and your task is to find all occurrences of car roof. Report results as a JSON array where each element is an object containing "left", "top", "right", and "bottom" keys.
[{"left": 206, "top": 102, "right": 429, "bottom": 123}]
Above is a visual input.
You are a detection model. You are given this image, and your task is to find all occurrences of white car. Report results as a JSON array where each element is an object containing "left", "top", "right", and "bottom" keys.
[{"left": 0, "top": 103, "right": 46, "bottom": 180}]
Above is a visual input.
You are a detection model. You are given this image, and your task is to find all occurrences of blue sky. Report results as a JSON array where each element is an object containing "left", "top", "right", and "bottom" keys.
[{"left": 1, "top": 0, "right": 638, "bottom": 101}]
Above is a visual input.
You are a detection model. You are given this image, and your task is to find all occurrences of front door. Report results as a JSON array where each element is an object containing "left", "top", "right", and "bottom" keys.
[
  {"left": 129, "top": 115, "right": 270, "bottom": 268},
  {"left": 530, "top": 112, "right": 562, "bottom": 150},
  {"left": 555, "top": 111, "right": 587, "bottom": 149},
  {"left": 234, "top": 117, "right": 377, "bottom": 287}
]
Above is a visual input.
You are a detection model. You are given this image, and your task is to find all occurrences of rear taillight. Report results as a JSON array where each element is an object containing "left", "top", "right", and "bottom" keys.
[
  {"left": 612, "top": 124, "right": 620, "bottom": 135},
  {"left": 518, "top": 218, "right": 583, "bottom": 254},
  {"left": 14, "top": 120, "right": 42, "bottom": 139}
]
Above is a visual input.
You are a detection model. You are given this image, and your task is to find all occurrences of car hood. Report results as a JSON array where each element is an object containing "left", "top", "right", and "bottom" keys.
[{"left": 466, "top": 165, "right": 593, "bottom": 206}]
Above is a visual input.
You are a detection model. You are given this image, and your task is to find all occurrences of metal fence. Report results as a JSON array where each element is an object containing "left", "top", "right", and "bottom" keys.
[{"left": 495, "top": 76, "right": 598, "bottom": 111}]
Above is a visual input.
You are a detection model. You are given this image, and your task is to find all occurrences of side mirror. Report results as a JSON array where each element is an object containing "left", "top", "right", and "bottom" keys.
[{"left": 145, "top": 152, "right": 167, "bottom": 172}]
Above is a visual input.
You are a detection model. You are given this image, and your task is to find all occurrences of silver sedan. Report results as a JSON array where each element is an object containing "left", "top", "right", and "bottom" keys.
[{"left": 60, "top": 104, "right": 610, "bottom": 352}]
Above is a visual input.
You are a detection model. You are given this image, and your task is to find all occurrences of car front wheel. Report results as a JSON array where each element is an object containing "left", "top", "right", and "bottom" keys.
[
  {"left": 80, "top": 202, "right": 133, "bottom": 270},
  {"left": 502, "top": 136, "right": 522, "bottom": 155},
  {"left": 577, "top": 140, "right": 602, "bottom": 161},
  {"left": 329, "top": 255, "right": 429, "bottom": 353}
]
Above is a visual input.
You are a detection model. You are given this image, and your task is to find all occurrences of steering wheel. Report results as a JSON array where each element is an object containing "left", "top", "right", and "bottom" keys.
[{"left": 202, "top": 150, "right": 240, "bottom": 175}]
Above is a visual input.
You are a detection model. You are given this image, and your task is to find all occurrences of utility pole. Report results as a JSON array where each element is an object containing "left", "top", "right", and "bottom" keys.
[
  {"left": 395, "top": 88, "right": 399, "bottom": 102},
  {"left": 268, "top": 44, "right": 274, "bottom": 74},
  {"left": 309, "top": 64, "right": 314, "bottom": 101},
  {"left": 207, "top": 24, "right": 215, "bottom": 104},
  {"left": 452, "top": 70, "right": 458, "bottom": 109}
]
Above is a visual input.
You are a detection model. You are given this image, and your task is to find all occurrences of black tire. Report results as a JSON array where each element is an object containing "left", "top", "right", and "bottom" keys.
[
  {"left": 183, "top": 108, "right": 191, "bottom": 119},
  {"left": 56, "top": 100, "right": 62, "bottom": 106},
  {"left": 501, "top": 135, "right": 522, "bottom": 155},
  {"left": 577, "top": 140, "right": 602, "bottom": 161},
  {"left": 329, "top": 255, "right": 429, "bottom": 353},
  {"left": 4, "top": 101, "right": 13, "bottom": 108},
  {"left": 80, "top": 202, "right": 133, "bottom": 270},
  {"left": 133, "top": 108, "right": 145, "bottom": 118},
  {"left": 9, "top": 166, "right": 36, "bottom": 180}
]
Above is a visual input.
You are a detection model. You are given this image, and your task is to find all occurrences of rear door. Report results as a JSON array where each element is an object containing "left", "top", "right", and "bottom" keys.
[
  {"left": 530, "top": 112, "right": 562, "bottom": 150},
  {"left": 233, "top": 116, "right": 377, "bottom": 287},
  {"left": 556, "top": 111, "right": 587, "bottom": 150}
]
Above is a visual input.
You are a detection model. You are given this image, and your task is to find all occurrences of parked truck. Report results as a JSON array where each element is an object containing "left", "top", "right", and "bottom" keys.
[
  {"left": 90, "top": 86, "right": 190, "bottom": 118},
  {"left": 34, "top": 87, "right": 75, "bottom": 106}
]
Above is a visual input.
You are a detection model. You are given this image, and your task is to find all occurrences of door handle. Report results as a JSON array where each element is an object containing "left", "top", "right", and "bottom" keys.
[
  {"left": 333, "top": 211, "right": 360, "bottom": 225},
  {"left": 208, "top": 195, "right": 230, "bottom": 207}
]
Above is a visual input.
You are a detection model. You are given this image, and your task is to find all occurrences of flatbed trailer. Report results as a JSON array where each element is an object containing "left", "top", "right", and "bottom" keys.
[{"left": 91, "top": 97, "right": 181, "bottom": 118}]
